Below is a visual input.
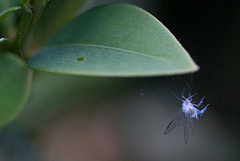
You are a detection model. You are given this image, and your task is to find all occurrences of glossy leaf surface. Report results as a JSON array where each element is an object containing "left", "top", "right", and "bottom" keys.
[{"left": 28, "top": 3, "right": 199, "bottom": 77}]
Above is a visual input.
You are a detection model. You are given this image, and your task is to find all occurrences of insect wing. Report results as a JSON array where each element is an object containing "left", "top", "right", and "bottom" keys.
[
  {"left": 184, "top": 119, "right": 190, "bottom": 144},
  {"left": 164, "top": 111, "right": 182, "bottom": 135},
  {"left": 184, "top": 113, "right": 195, "bottom": 144},
  {"left": 188, "top": 113, "right": 195, "bottom": 132}
]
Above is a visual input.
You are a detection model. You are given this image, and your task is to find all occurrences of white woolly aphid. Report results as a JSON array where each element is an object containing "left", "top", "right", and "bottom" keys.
[{"left": 164, "top": 92, "right": 209, "bottom": 144}]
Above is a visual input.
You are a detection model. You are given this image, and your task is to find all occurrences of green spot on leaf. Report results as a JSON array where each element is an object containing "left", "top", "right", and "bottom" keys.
[{"left": 76, "top": 57, "right": 84, "bottom": 62}]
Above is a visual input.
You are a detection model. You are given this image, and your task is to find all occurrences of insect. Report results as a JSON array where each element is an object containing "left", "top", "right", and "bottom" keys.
[{"left": 164, "top": 92, "right": 209, "bottom": 144}]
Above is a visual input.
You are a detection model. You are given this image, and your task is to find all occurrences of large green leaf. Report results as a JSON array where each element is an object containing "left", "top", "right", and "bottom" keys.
[
  {"left": 28, "top": 3, "right": 199, "bottom": 77},
  {"left": 0, "top": 53, "right": 31, "bottom": 127}
]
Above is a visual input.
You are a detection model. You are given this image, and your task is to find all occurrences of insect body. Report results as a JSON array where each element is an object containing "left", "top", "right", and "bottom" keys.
[{"left": 164, "top": 92, "right": 209, "bottom": 144}]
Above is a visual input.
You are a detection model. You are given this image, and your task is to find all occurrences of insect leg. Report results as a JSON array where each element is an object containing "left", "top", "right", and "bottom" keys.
[
  {"left": 194, "top": 96, "right": 205, "bottom": 107},
  {"left": 199, "top": 104, "right": 209, "bottom": 116}
]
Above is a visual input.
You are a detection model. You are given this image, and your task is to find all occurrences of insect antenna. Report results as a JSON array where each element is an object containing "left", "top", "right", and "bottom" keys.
[
  {"left": 187, "top": 92, "right": 198, "bottom": 100},
  {"left": 181, "top": 88, "right": 186, "bottom": 99},
  {"left": 172, "top": 92, "right": 183, "bottom": 102}
]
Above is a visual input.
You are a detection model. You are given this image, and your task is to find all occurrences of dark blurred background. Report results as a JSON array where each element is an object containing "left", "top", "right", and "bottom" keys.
[{"left": 0, "top": 0, "right": 239, "bottom": 160}]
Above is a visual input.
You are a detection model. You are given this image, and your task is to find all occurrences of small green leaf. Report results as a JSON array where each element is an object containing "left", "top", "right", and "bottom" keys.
[
  {"left": 0, "top": 3, "right": 21, "bottom": 37},
  {"left": 28, "top": 3, "right": 199, "bottom": 77},
  {"left": 0, "top": 53, "right": 31, "bottom": 127},
  {"left": 0, "top": 6, "right": 21, "bottom": 23}
]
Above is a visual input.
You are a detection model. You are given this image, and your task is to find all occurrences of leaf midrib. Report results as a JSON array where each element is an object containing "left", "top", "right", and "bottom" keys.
[{"left": 45, "top": 43, "right": 170, "bottom": 62}]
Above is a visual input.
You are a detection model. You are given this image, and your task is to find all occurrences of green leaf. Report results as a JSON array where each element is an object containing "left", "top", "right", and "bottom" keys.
[
  {"left": 0, "top": 53, "right": 31, "bottom": 127},
  {"left": 28, "top": 3, "right": 199, "bottom": 77},
  {"left": 0, "top": 0, "right": 21, "bottom": 37},
  {"left": 0, "top": 6, "right": 21, "bottom": 23}
]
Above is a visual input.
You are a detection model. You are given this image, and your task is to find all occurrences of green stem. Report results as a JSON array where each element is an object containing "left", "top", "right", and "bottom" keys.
[{"left": 18, "top": 0, "right": 49, "bottom": 59}]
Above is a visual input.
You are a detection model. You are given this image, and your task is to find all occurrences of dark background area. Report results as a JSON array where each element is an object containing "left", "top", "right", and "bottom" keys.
[{"left": 156, "top": 0, "right": 240, "bottom": 123}]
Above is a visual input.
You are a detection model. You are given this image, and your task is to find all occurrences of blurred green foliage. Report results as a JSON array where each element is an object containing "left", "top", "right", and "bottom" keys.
[{"left": 0, "top": 53, "right": 31, "bottom": 127}]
